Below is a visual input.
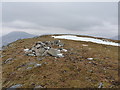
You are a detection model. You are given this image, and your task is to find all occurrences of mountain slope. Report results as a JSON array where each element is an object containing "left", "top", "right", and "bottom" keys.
[
  {"left": 1, "top": 31, "right": 36, "bottom": 46},
  {"left": 1, "top": 34, "right": 119, "bottom": 88}
]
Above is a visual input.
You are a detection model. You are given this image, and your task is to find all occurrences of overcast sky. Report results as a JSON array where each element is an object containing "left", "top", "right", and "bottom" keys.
[{"left": 2, "top": 2, "right": 118, "bottom": 38}]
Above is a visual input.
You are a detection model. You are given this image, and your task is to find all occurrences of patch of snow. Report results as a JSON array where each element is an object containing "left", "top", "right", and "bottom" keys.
[
  {"left": 24, "top": 48, "right": 29, "bottom": 52},
  {"left": 52, "top": 35, "right": 119, "bottom": 46}
]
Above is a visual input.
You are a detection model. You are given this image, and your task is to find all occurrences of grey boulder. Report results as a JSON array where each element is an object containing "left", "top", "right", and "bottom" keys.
[{"left": 47, "top": 48, "right": 64, "bottom": 57}]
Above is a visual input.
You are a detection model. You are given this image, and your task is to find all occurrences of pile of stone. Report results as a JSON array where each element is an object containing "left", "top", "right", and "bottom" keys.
[{"left": 24, "top": 40, "right": 67, "bottom": 57}]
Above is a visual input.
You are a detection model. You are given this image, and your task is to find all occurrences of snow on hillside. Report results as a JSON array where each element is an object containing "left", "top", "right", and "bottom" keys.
[{"left": 52, "top": 35, "right": 120, "bottom": 46}]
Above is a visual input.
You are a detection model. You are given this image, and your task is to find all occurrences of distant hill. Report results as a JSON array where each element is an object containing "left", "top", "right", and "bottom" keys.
[{"left": 1, "top": 31, "right": 36, "bottom": 46}]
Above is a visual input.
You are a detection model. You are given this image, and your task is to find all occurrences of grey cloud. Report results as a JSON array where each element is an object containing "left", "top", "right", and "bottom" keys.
[{"left": 2, "top": 2, "right": 118, "bottom": 38}]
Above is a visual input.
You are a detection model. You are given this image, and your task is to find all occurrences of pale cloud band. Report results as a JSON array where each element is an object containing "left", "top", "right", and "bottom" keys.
[{"left": 1, "top": 2, "right": 118, "bottom": 39}]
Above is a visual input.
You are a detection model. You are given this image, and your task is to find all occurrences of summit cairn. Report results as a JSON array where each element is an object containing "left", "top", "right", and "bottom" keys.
[{"left": 24, "top": 40, "right": 67, "bottom": 57}]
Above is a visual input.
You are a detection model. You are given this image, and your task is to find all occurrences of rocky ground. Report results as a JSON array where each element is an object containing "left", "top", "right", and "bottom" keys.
[{"left": 1, "top": 34, "right": 119, "bottom": 88}]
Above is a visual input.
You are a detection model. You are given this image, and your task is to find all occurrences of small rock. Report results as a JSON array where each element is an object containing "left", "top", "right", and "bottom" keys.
[
  {"left": 35, "top": 48, "right": 46, "bottom": 56},
  {"left": 25, "top": 62, "right": 42, "bottom": 70},
  {"left": 34, "top": 64, "right": 42, "bottom": 67},
  {"left": 35, "top": 44, "right": 41, "bottom": 48},
  {"left": 16, "top": 64, "right": 26, "bottom": 69},
  {"left": 26, "top": 67, "right": 33, "bottom": 70},
  {"left": 9, "top": 84, "right": 22, "bottom": 88},
  {"left": 4, "top": 58, "right": 13, "bottom": 64},
  {"left": 43, "top": 62, "right": 47, "bottom": 65},
  {"left": 82, "top": 44, "right": 88, "bottom": 46},
  {"left": 44, "top": 47, "right": 50, "bottom": 50},
  {"left": 88, "top": 62, "right": 92, "bottom": 64},
  {"left": 98, "top": 83, "right": 103, "bottom": 88},
  {"left": 57, "top": 53, "right": 64, "bottom": 57},
  {"left": 61, "top": 49, "right": 67, "bottom": 52},
  {"left": 89, "top": 70, "right": 93, "bottom": 73},
  {"left": 27, "top": 53, "right": 36, "bottom": 56},
  {"left": 34, "top": 85, "right": 43, "bottom": 88},
  {"left": 87, "top": 58, "right": 93, "bottom": 60},
  {"left": 37, "top": 57, "right": 45, "bottom": 61},
  {"left": 24, "top": 48, "right": 29, "bottom": 52},
  {"left": 47, "top": 48, "right": 63, "bottom": 57}
]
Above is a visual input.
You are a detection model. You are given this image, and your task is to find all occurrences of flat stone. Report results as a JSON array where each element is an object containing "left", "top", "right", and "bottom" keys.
[
  {"left": 27, "top": 53, "right": 36, "bottom": 56},
  {"left": 35, "top": 48, "right": 46, "bottom": 56},
  {"left": 24, "top": 48, "right": 29, "bottom": 52},
  {"left": 35, "top": 44, "right": 41, "bottom": 48},
  {"left": 24, "top": 48, "right": 33, "bottom": 55},
  {"left": 34, "top": 85, "right": 43, "bottom": 88},
  {"left": 43, "top": 62, "right": 47, "bottom": 65},
  {"left": 4, "top": 58, "right": 13, "bottom": 64},
  {"left": 61, "top": 49, "right": 67, "bottom": 52},
  {"left": 31, "top": 47, "right": 37, "bottom": 51},
  {"left": 47, "top": 48, "right": 63, "bottom": 57},
  {"left": 87, "top": 58, "right": 93, "bottom": 60},
  {"left": 27, "top": 62, "right": 42, "bottom": 68},
  {"left": 98, "top": 83, "right": 103, "bottom": 88},
  {"left": 57, "top": 53, "right": 64, "bottom": 57},
  {"left": 88, "top": 62, "right": 92, "bottom": 64},
  {"left": 9, "top": 84, "right": 22, "bottom": 88},
  {"left": 26, "top": 67, "right": 33, "bottom": 70},
  {"left": 82, "top": 44, "right": 88, "bottom": 46},
  {"left": 44, "top": 47, "right": 50, "bottom": 50},
  {"left": 37, "top": 57, "right": 45, "bottom": 61},
  {"left": 34, "top": 63, "right": 42, "bottom": 67},
  {"left": 89, "top": 70, "right": 93, "bottom": 73}
]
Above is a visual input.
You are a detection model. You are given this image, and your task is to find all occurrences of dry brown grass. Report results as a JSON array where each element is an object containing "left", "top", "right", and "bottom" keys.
[{"left": 2, "top": 35, "right": 119, "bottom": 88}]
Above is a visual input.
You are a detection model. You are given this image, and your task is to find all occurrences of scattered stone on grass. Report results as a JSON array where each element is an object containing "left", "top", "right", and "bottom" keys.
[
  {"left": 17, "top": 62, "right": 42, "bottom": 71},
  {"left": 26, "top": 62, "right": 42, "bottom": 70}
]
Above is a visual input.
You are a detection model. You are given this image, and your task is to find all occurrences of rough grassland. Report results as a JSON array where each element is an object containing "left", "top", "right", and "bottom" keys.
[{"left": 2, "top": 35, "right": 119, "bottom": 88}]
